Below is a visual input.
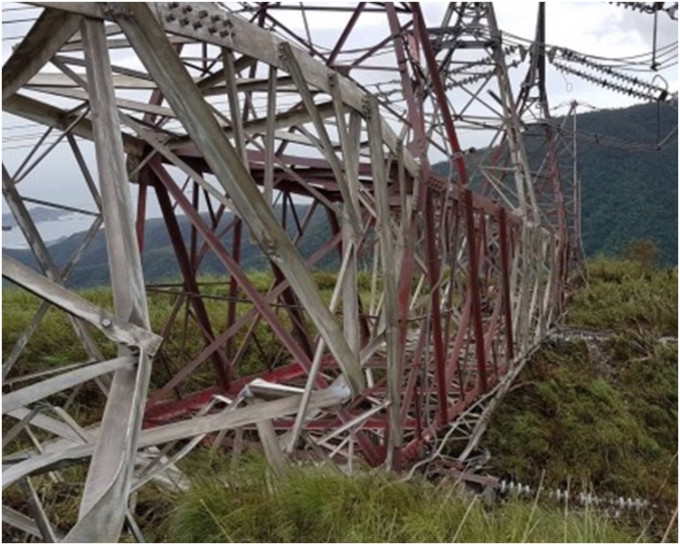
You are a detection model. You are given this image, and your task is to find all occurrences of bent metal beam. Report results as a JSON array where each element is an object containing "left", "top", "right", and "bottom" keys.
[{"left": 2, "top": 3, "right": 578, "bottom": 541}]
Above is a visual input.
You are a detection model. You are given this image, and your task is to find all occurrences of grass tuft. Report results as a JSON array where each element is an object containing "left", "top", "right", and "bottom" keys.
[{"left": 163, "top": 453, "right": 636, "bottom": 542}]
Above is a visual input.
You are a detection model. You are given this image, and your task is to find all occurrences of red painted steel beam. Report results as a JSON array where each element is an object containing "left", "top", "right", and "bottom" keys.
[
  {"left": 142, "top": 172, "right": 383, "bottom": 463},
  {"left": 445, "top": 297, "right": 472, "bottom": 390},
  {"left": 145, "top": 228, "right": 345, "bottom": 406},
  {"left": 327, "top": 2, "right": 366, "bottom": 67},
  {"left": 464, "top": 189, "right": 489, "bottom": 393},
  {"left": 424, "top": 187, "right": 449, "bottom": 426},
  {"left": 150, "top": 159, "right": 317, "bottom": 374},
  {"left": 411, "top": 2, "right": 469, "bottom": 187},
  {"left": 226, "top": 217, "right": 242, "bottom": 360},
  {"left": 152, "top": 169, "right": 233, "bottom": 390},
  {"left": 401, "top": 362, "right": 513, "bottom": 462},
  {"left": 498, "top": 208, "right": 515, "bottom": 363},
  {"left": 135, "top": 169, "right": 148, "bottom": 253}
]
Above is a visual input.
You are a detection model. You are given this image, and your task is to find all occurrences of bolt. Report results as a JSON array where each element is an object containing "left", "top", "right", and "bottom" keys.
[
  {"left": 183, "top": 5, "right": 193, "bottom": 12},
  {"left": 199, "top": 10, "right": 208, "bottom": 18},
  {"left": 362, "top": 97, "right": 373, "bottom": 118},
  {"left": 101, "top": 318, "right": 112, "bottom": 328},
  {"left": 181, "top": 17, "right": 189, "bottom": 25},
  {"left": 219, "top": 29, "right": 231, "bottom": 38},
  {"left": 211, "top": 15, "right": 220, "bottom": 22},
  {"left": 193, "top": 21, "right": 202, "bottom": 29},
  {"left": 165, "top": 13, "right": 176, "bottom": 22}
]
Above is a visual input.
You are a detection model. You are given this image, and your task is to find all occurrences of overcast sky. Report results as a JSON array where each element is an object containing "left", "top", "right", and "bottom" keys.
[
  {"left": 1, "top": 2, "right": 677, "bottom": 230},
  {"left": 494, "top": 1, "right": 677, "bottom": 109}
]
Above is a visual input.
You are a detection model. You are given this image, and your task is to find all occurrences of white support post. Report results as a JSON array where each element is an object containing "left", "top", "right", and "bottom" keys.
[{"left": 66, "top": 17, "right": 153, "bottom": 543}]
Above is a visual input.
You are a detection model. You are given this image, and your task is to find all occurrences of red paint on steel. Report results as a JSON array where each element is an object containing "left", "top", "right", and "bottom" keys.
[
  {"left": 424, "top": 187, "right": 450, "bottom": 426},
  {"left": 464, "top": 189, "right": 489, "bottom": 393},
  {"left": 498, "top": 208, "right": 515, "bottom": 363},
  {"left": 153, "top": 171, "right": 232, "bottom": 390},
  {"left": 411, "top": 3, "right": 469, "bottom": 187}
]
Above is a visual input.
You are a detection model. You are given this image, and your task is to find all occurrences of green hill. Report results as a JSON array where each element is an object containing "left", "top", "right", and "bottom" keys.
[
  {"left": 573, "top": 102, "right": 677, "bottom": 263},
  {"left": 3, "top": 204, "right": 337, "bottom": 288},
  {"left": 434, "top": 102, "right": 678, "bottom": 264},
  {"left": 3, "top": 103, "right": 676, "bottom": 288}
]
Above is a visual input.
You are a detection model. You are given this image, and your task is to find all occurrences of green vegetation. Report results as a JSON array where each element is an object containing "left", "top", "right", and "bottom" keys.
[
  {"left": 158, "top": 453, "right": 634, "bottom": 543},
  {"left": 2, "top": 268, "right": 372, "bottom": 404},
  {"left": 575, "top": 104, "right": 677, "bottom": 265},
  {"left": 483, "top": 257, "right": 678, "bottom": 539},
  {"left": 567, "top": 255, "right": 677, "bottom": 336},
  {"left": 3, "top": 257, "right": 676, "bottom": 541},
  {"left": 434, "top": 102, "right": 678, "bottom": 265}
]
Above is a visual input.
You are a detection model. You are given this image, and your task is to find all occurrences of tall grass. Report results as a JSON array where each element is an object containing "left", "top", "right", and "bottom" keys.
[
  {"left": 567, "top": 257, "right": 677, "bottom": 336},
  {"left": 484, "top": 257, "right": 678, "bottom": 540},
  {"left": 162, "top": 453, "right": 635, "bottom": 543}
]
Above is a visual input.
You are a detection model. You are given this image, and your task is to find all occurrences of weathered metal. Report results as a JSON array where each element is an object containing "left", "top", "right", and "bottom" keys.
[{"left": 2, "top": 2, "right": 582, "bottom": 541}]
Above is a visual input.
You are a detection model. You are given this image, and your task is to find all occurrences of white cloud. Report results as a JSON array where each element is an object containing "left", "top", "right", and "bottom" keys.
[{"left": 2, "top": 1, "right": 676, "bottom": 215}]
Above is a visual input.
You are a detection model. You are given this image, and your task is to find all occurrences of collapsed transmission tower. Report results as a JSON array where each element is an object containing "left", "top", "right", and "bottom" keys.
[{"left": 3, "top": 1, "right": 668, "bottom": 541}]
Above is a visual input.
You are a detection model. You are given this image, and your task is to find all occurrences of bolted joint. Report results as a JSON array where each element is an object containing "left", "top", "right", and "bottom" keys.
[
  {"left": 260, "top": 235, "right": 281, "bottom": 261},
  {"left": 361, "top": 96, "right": 373, "bottom": 119},
  {"left": 104, "top": 4, "right": 131, "bottom": 18},
  {"left": 278, "top": 42, "right": 290, "bottom": 61}
]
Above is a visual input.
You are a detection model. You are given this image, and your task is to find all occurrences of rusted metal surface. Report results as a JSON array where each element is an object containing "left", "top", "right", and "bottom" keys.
[{"left": 2, "top": 2, "right": 583, "bottom": 541}]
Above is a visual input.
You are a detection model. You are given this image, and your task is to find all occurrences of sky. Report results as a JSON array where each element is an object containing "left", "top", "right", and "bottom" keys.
[
  {"left": 1, "top": 1, "right": 677, "bottom": 236},
  {"left": 493, "top": 1, "right": 677, "bottom": 109}
]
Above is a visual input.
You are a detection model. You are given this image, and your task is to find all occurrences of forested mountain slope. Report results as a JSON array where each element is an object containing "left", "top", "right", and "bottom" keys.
[
  {"left": 574, "top": 102, "right": 677, "bottom": 262},
  {"left": 433, "top": 101, "right": 677, "bottom": 263}
]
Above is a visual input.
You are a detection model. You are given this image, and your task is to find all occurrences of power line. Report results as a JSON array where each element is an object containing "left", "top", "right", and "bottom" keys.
[
  {"left": 1, "top": 6, "right": 40, "bottom": 13},
  {"left": 496, "top": 27, "right": 678, "bottom": 71},
  {"left": 2, "top": 17, "right": 40, "bottom": 25},
  {"left": 610, "top": 1, "right": 679, "bottom": 20}
]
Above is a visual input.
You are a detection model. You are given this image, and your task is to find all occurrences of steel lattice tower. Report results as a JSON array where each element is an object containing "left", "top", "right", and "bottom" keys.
[{"left": 1, "top": 2, "right": 603, "bottom": 541}]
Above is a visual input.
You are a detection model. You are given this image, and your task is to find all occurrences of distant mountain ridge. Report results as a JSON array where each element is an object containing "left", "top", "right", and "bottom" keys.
[
  {"left": 3, "top": 205, "right": 337, "bottom": 288},
  {"left": 3, "top": 102, "right": 676, "bottom": 288},
  {"left": 2, "top": 206, "right": 73, "bottom": 228}
]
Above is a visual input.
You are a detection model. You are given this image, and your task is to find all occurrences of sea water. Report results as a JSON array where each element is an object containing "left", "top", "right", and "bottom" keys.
[{"left": 1, "top": 213, "right": 100, "bottom": 249}]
